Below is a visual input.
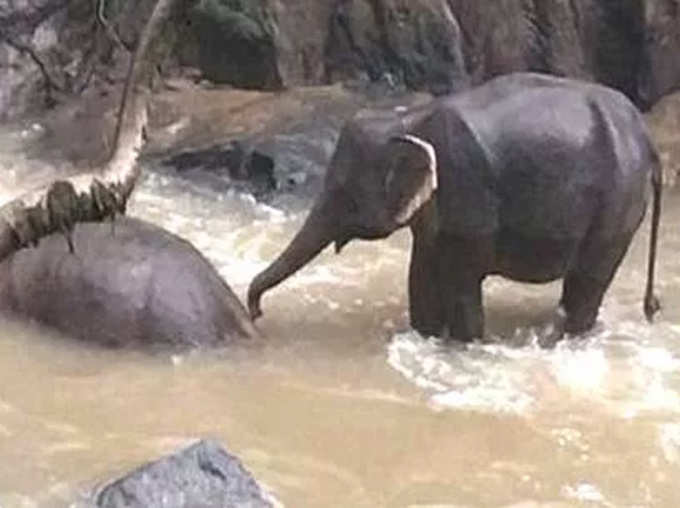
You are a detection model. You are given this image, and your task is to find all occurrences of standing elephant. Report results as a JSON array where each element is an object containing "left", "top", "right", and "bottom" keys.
[{"left": 247, "top": 73, "right": 662, "bottom": 343}]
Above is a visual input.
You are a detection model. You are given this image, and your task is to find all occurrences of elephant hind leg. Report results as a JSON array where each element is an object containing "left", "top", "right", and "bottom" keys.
[{"left": 560, "top": 233, "right": 634, "bottom": 336}]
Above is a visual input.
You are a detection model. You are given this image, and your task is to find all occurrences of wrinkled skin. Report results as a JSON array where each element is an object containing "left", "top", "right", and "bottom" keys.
[
  {"left": 0, "top": 217, "right": 258, "bottom": 349},
  {"left": 248, "top": 72, "right": 662, "bottom": 344}
]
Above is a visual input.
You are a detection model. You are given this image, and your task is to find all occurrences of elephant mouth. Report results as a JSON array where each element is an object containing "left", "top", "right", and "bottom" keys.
[
  {"left": 334, "top": 225, "right": 393, "bottom": 253},
  {"left": 334, "top": 237, "right": 350, "bottom": 254}
]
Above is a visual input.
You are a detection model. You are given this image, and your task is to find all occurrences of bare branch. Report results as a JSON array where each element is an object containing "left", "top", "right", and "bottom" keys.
[
  {"left": 96, "top": 0, "right": 133, "bottom": 52},
  {"left": 0, "top": 0, "right": 182, "bottom": 262},
  {"left": 4, "top": 37, "right": 65, "bottom": 97},
  {"left": 0, "top": 0, "right": 69, "bottom": 39}
]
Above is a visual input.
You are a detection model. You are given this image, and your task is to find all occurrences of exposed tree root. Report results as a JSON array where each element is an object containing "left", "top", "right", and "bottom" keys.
[{"left": 0, "top": 0, "right": 181, "bottom": 262}]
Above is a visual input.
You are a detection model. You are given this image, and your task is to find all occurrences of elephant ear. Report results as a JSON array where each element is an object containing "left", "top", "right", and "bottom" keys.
[{"left": 384, "top": 135, "right": 438, "bottom": 226}]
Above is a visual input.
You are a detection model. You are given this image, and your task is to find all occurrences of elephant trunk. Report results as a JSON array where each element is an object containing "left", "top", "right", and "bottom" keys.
[{"left": 247, "top": 199, "right": 336, "bottom": 320}]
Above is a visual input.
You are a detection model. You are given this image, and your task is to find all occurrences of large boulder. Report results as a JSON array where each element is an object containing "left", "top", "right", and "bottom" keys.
[
  {"left": 185, "top": 0, "right": 680, "bottom": 107},
  {"left": 189, "top": 0, "right": 282, "bottom": 89},
  {"left": 155, "top": 84, "right": 432, "bottom": 207},
  {"left": 0, "top": 217, "right": 257, "bottom": 348},
  {"left": 638, "top": 0, "right": 680, "bottom": 107},
  {"left": 3, "top": 0, "right": 679, "bottom": 117},
  {"left": 187, "top": 0, "right": 336, "bottom": 90},
  {"left": 325, "top": 0, "right": 469, "bottom": 95},
  {"left": 183, "top": 0, "right": 472, "bottom": 95},
  {"left": 95, "top": 439, "right": 277, "bottom": 508}
]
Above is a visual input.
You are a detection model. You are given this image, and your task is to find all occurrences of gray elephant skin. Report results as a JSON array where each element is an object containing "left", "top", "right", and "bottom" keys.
[
  {"left": 248, "top": 72, "right": 662, "bottom": 343},
  {"left": 0, "top": 217, "right": 257, "bottom": 348}
]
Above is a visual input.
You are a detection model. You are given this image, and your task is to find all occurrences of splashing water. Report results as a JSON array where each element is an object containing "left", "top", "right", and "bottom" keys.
[{"left": 2, "top": 119, "right": 680, "bottom": 507}]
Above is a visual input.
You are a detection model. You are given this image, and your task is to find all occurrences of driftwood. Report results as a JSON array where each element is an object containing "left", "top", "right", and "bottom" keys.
[{"left": 0, "top": 0, "right": 181, "bottom": 261}]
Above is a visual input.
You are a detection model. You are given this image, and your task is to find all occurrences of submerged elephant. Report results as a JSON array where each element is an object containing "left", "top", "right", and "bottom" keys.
[
  {"left": 248, "top": 72, "right": 662, "bottom": 343},
  {"left": 0, "top": 217, "right": 257, "bottom": 348}
]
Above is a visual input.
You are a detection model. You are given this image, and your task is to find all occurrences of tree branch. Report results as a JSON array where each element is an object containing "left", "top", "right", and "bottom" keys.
[
  {"left": 0, "top": 0, "right": 182, "bottom": 261},
  {"left": 4, "top": 37, "right": 65, "bottom": 99},
  {"left": 96, "top": 0, "right": 133, "bottom": 52},
  {"left": 0, "top": 0, "right": 70, "bottom": 39}
]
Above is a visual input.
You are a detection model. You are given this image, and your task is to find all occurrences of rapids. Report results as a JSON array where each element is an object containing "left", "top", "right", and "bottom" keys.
[{"left": 1, "top": 112, "right": 680, "bottom": 507}]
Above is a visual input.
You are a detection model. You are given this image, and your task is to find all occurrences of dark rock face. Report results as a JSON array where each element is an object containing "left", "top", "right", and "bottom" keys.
[
  {"left": 0, "top": 217, "right": 257, "bottom": 348},
  {"left": 638, "top": 0, "right": 680, "bottom": 108},
  {"left": 2, "top": 0, "right": 679, "bottom": 120},
  {"left": 188, "top": 0, "right": 336, "bottom": 90},
  {"left": 0, "top": 0, "right": 186, "bottom": 120},
  {"left": 95, "top": 440, "right": 276, "bottom": 508},
  {"left": 325, "top": 0, "right": 469, "bottom": 95},
  {"left": 0, "top": 0, "right": 70, "bottom": 118},
  {"left": 189, "top": 0, "right": 282, "bottom": 89},
  {"left": 185, "top": 0, "right": 680, "bottom": 107}
]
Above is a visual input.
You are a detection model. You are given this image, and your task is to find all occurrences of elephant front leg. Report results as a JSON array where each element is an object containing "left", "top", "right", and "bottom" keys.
[
  {"left": 408, "top": 235, "right": 445, "bottom": 337},
  {"left": 437, "top": 234, "right": 487, "bottom": 343},
  {"left": 441, "top": 277, "right": 484, "bottom": 342}
]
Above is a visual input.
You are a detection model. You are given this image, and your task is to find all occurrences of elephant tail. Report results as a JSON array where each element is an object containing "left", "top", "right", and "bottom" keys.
[{"left": 643, "top": 152, "right": 662, "bottom": 322}]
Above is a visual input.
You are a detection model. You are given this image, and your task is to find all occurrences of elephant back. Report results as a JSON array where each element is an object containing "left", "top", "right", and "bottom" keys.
[{"left": 0, "top": 217, "right": 255, "bottom": 349}]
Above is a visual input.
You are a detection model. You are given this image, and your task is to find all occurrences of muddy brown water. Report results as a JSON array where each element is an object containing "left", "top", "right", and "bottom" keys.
[{"left": 2, "top": 108, "right": 680, "bottom": 507}]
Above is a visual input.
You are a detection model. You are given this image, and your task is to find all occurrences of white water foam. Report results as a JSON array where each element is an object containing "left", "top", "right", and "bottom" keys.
[
  {"left": 387, "top": 331, "right": 539, "bottom": 414},
  {"left": 658, "top": 423, "right": 680, "bottom": 463},
  {"left": 387, "top": 311, "right": 680, "bottom": 418},
  {"left": 560, "top": 483, "right": 608, "bottom": 504}
]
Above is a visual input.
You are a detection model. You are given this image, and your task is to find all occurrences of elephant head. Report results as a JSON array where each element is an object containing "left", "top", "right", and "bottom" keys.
[{"left": 247, "top": 117, "right": 438, "bottom": 319}]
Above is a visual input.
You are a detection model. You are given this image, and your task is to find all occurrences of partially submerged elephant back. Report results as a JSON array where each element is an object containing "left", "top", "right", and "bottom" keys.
[{"left": 0, "top": 218, "right": 257, "bottom": 348}]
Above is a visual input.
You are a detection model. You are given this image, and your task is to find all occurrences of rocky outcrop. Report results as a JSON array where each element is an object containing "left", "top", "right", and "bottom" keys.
[
  {"left": 3, "top": 0, "right": 679, "bottom": 119},
  {"left": 185, "top": 0, "right": 471, "bottom": 95},
  {"left": 325, "top": 0, "right": 469, "bottom": 95},
  {"left": 0, "top": 217, "right": 258, "bottom": 348},
  {"left": 0, "top": 0, "right": 188, "bottom": 120},
  {"left": 186, "top": 0, "right": 680, "bottom": 108},
  {"left": 639, "top": 0, "right": 680, "bottom": 107},
  {"left": 95, "top": 440, "right": 277, "bottom": 508},
  {"left": 189, "top": 0, "right": 282, "bottom": 89},
  {"left": 154, "top": 84, "right": 431, "bottom": 206}
]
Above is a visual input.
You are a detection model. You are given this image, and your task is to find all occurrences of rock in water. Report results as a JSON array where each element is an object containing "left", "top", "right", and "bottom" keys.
[{"left": 96, "top": 440, "right": 277, "bottom": 508}]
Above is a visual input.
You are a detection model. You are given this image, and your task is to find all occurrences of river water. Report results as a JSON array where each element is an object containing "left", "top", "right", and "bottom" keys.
[{"left": 1, "top": 113, "right": 680, "bottom": 507}]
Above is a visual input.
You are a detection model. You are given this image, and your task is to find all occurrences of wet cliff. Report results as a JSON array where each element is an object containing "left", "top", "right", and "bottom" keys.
[{"left": 2, "top": 0, "right": 680, "bottom": 120}]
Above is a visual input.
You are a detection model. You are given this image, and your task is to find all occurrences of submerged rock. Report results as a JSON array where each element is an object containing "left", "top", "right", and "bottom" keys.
[
  {"left": 95, "top": 439, "right": 277, "bottom": 508},
  {"left": 163, "top": 141, "right": 277, "bottom": 198},
  {"left": 155, "top": 84, "right": 432, "bottom": 207}
]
